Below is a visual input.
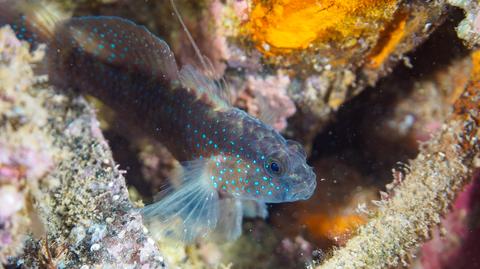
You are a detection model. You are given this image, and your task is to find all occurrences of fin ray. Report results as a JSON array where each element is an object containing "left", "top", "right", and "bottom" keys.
[
  {"left": 169, "top": 0, "right": 232, "bottom": 109},
  {"left": 169, "top": 0, "right": 208, "bottom": 74},
  {"left": 179, "top": 64, "right": 231, "bottom": 109},
  {"left": 182, "top": 189, "right": 210, "bottom": 241},
  {"left": 256, "top": 93, "right": 277, "bottom": 126},
  {"left": 142, "top": 158, "right": 219, "bottom": 242}
]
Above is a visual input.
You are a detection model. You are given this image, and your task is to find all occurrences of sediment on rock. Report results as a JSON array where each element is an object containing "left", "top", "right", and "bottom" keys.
[{"left": 0, "top": 26, "right": 166, "bottom": 269}]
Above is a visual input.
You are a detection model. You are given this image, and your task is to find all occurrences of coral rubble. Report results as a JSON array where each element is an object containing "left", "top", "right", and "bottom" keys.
[
  {"left": 0, "top": 26, "right": 51, "bottom": 263},
  {"left": 448, "top": 0, "right": 480, "bottom": 47},
  {"left": 0, "top": 26, "right": 166, "bottom": 268}
]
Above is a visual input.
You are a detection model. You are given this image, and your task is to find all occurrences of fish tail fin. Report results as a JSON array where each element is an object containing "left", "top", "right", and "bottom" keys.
[
  {"left": 0, "top": 0, "right": 68, "bottom": 46},
  {"left": 142, "top": 159, "right": 219, "bottom": 243}
]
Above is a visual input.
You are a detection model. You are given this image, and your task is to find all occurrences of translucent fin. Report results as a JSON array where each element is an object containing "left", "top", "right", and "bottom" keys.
[
  {"left": 210, "top": 197, "right": 243, "bottom": 241},
  {"left": 170, "top": 0, "right": 232, "bottom": 108},
  {"left": 0, "top": 0, "right": 67, "bottom": 46},
  {"left": 142, "top": 159, "right": 219, "bottom": 243},
  {"left": 242, "top": 200, "right": 269, "bottom": 219},
  {"left": 179, "top": 64, "right": 231, "bottom": 109},
  {"left": 203, "top": 56, "right": 232, "bottom": 102},
  {"left": 169, "top": 0, "right": 208, "bottom": 75},
  {"left": 255, "top": 93, "right": 277, "bottom": 126},
  {"left": 66, "top": 16, "right": 179, "bottom": 82}
]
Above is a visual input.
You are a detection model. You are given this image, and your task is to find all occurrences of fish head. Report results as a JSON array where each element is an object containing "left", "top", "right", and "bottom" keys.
[
  {"left": 234, "top": 135, "right": 316, "bottom": 203},
  {"left": 259, "top": 139, "right": 316, "bottom": 202},
  {"left": 213, "top": 109, "right": 316, "bottom": 203}
]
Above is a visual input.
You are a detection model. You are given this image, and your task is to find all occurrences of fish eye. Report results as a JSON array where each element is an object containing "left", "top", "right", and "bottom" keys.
[
  {"left": 270, "top": 162, "right": 280, "bottom": 172},
  {"left": 265, "top": 157, "right": 284, "bottom": 176}
]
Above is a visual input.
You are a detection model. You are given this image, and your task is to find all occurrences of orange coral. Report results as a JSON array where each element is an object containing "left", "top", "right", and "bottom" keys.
[
  {"left": 454, "top": 50, "right": 480, "bottom": 129},
  {"left": 366, "top": 11, "right": 407, "bottom": 69},
  {"left": 246, "top": 0, "right": 398, "bottom": 54},
  {"left": 302, "top": 213, "right": 366, "bottom": 243},
  {"left": 471, "top": 50, "right": 480, "bottom": 81}
]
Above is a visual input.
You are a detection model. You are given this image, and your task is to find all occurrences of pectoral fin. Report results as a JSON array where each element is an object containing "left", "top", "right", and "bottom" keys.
[{"left": 142, "top": 158, "right": 219, "bottom": 243}]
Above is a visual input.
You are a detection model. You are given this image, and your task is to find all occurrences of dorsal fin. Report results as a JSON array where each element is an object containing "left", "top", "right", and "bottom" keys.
[
  {"left": 254, "top": 92, "right": 278, "bottom": 126},
  {"left": 170, "top": 0, "right": 208, "bottom": 74},
  {"left": 179, "top": 64, "right": 231, "bottom": 109},
  {"left": 170, "top": 0, "right": 232, "bottom": 108},
  {"left": 66, "top": 16, "right": 179, "bottom": 83}
]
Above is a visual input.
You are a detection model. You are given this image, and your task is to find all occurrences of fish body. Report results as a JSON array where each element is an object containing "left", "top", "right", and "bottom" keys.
[{"left": 0, "top": 2, "right": 317, "bottom": 242}]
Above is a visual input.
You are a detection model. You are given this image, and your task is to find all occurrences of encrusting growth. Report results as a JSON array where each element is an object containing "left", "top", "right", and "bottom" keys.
[
  {"left": 318, "top": 60, "right": 480, "bottom": 268},
  {"left": 0, "top": 26, "right": 166, "bottom": 268}
]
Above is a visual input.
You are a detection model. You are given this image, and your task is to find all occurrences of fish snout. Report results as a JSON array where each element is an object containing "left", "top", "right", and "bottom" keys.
[{"left": 285, "top": 166, "right": 317, "bottom": 201}]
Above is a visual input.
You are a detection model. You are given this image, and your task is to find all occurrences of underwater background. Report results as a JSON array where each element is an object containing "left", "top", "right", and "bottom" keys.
[{"left": 0, "top": 0, "right": 479, "bottom": 268}]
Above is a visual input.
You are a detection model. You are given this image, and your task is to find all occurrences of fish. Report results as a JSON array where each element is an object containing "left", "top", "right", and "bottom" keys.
[{"left": 0, "top": 0, "right": 317, "bottom": 242}]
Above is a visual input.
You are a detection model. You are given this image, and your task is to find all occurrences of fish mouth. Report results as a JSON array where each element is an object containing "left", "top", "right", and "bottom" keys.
[
  {"left": 284, "top": 169, "right": 317, "bottom": 201},
  {"left": 290, "top": 181, "right": 316, "bottom": 200}
]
